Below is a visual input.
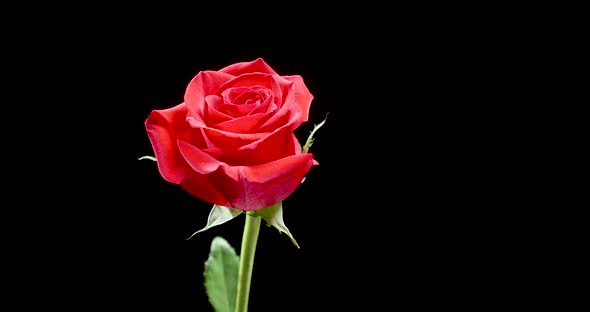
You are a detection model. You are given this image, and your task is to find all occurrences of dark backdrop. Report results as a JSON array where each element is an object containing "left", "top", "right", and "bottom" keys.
[{"left": 2, "top": 2, "right": 590, "bottom": 308}]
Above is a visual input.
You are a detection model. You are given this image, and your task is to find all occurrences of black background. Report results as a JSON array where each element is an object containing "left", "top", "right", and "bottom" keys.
[{"left": 2, "top": 1, "right": 590, "bottom": 308}]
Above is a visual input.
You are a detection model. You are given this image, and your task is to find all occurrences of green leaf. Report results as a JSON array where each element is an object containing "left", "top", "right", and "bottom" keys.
[
  {"left": 204, "top": 236, "right": 239, "bottom": 312},
  {"left": 187, "top": 205, "right": 243, "bottom": 240},
  {"left": 254, "top": 202, "right": 300, "bottom": 249},
  {"left": 302, "top": 113, "right": 328, "bottom": 153},
  {"left": 138, "top": 155, "right": 157, "bottom": 161}
]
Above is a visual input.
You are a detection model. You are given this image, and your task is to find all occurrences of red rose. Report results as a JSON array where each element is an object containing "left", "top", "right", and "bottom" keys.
[{"left": 145, "top": 58, "right": 317, "bottom": 211}]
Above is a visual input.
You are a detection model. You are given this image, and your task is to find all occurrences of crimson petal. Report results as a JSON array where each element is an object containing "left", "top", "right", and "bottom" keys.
[
  {"left": 226, "top": 154, "right": 316, "bottom": 211},
  {"left": 185, "top": 70, "right": 235, "bottom": 123},
  {"left": 179, "top": 172, "right": 228, "bottom": 207},
  {"left": 282, "top": 75, "right": 313, "bottom": 123},
  {"left": 218, "top": 58, "right": 278, "bottom": 76},
  {"left": 145, "top": 103, "right": 193, "bottom": 184}
]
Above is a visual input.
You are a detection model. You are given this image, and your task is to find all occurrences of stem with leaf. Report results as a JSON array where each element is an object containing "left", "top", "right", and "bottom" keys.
[{"left": 235, "top": 212, "right": 261, "bottom": 312}]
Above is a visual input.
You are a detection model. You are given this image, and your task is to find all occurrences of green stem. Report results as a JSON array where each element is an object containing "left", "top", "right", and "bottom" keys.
[{"left": 235, "top": 212, "right": 261, "bottom": 312}]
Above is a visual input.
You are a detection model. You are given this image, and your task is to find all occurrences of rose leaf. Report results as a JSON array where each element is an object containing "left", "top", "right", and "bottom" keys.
[{"left": 204, "top": 236, "right": 239, "bottom": 312}]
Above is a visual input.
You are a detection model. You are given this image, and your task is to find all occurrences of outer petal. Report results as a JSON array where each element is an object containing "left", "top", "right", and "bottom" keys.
[
  {"left": 177, "top": 139, "right": 229, "bottom": 176},
  {"left": 226, "top": 154, "right": 316, "bottom": 211},
  {"left": 282, "top": 75, "right": 313, "bottom": 123},
  {"left": 175, "top": 136, "right": 316, "bottom": 211},
  {"left": 218, "top": 58, "right": 278, "bottom": 76},
  {"left": 176, "top": 139, "right": 237, "bottom": 206},
  {"left": 239, "top": 153, "right": 315, "bottom": 183},
  {"left": 179, "top": 172, "right": 228, "bottom": 206},
  {"left": 221, "top": 124, "right": 298, "bottom": 166},
  {"left": 145, "top": 103, "right": 194, "bottom": 184}
]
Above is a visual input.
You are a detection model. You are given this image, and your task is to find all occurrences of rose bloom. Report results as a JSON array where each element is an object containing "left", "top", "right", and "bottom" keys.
[{"left": 145, "top": 58, "right": 317, "bottom": 211}]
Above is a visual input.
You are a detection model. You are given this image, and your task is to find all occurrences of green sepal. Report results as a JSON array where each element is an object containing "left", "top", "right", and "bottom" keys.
[
  {"left": 253, "top": 202, "right": 300, "bottom": 249},
  {"left": 302, "top": 114, "right": 328, "bottom": 153},
  {"left": 187, "top": 205, "right": 243, "bottom": 240},
  {"left": 204, "top": 236, "right": 239, "bottom": 312},
  {"left": 138, "top": 155, "right": 157, "bottom": 161}
]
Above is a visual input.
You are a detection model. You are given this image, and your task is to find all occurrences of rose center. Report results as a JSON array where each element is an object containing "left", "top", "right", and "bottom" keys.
[
  {"left": 216, "top": 86, "right": 275, "bottom": 117},
  {"left": 223, "top": 87, "right": 264, "bottom": 106}
]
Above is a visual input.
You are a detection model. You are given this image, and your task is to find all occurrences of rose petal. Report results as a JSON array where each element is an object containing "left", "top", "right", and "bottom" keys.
[
  {"left": 282, "top": 75, "right": 313, "bottom": 123},
  {"left": 239, "top": 153, "right": 315, "bottom": 183},
  {"left": 179, "top": 172, "right": 228, "bottom": 206},
  {"left": 211, "top": 113, "right": 267, "bottom": 133},
  {"left": 145, "top": 103, "right": 194, "bottom": 183},
  {"left": 225, "top": 154, "right": 316, "bottom": 211},
  {"left": 175, "top": 136, "right": 316, "bottom": 211},
  {"left": 192, "top": 124, "right": 296, "bottom": 166},
  {"left": 203, "top": 127, "right": 268, "bottom": 148},
  {"left": 216, "top": 102, "right": 260, "bottom": 117},
  {"left": 214, "top": 73, "right": 283, "bottom": 106},
  {"left": 218, "top": 58, "right": 278, "bottom": 76},
  {"left": 185, "top": 70, "right": 235, "bottom": 123},
  {"left": 219, "top": 88, "right": 275, "bottom": 118},
  {"left": 289, "top": 132, "right": 317, "bottom": 166},
  {"left": 231, "top": 125, "right": 298, "bottom": 165},
  {"left": 256, "top": 108, "right": 294, "bottom": 133},
  {"left": 291, "top": 132, "right": 302, "bottom": 155},
  {"left": 216, "top": 87, "right": 270, "bottom": 117},
  {"left": 205, "top": 94, "right": 223, "bottom": 108},
  {"left": 249, "top": 91, "right": 276, "bottom": 115},
  {"left": 202, "top": 95, "right": 234, "bottom": 125},
  {"left": 177, "top": 139, "right": 230, "bottom": 176},
  {"left": 271, "top": 74, "right": 295, "bottom": 108},
  {"left": 256, "top": 78, "right": 300, "bottom": 130},
  {"left": 207, "top": 106, "right": 234, "bottom": 126},
  {"left": 222, "top": 87, "right": 259, "bottom": 104}
]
